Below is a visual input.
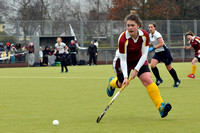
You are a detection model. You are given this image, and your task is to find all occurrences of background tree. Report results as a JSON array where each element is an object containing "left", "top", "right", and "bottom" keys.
[
  {"left": 108, "top": 0, "right": 140, "bottom": 20},
  {"left": 176, "top": 0, "right": 200, "bottom": 20},
  {"left": 146, "top": 0, "right": 180, "bottom": 20}
]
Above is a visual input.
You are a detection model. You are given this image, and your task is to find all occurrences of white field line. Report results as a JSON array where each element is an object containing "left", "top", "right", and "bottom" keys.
[{"left": 0, "top": 76, "right": 199, "bottom": 80}]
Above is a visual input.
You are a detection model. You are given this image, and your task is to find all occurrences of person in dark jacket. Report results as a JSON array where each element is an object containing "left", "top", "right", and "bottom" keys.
[
  {"left": 43, "top": 46, "right": 51, "bottom": 66},
  {"left": 69, "top": 40, "right": 77, "bottom": 66},
  {"left": 87, "top": 41, "right": 97, "bottom": 66}
]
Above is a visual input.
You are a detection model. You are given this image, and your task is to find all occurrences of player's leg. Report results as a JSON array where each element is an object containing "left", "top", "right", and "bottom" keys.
[
  {"left": 151, "top": 58, "right": 163, "bottom": 86},
  {"left": 163, "top": 47, "right": 180, "bottom": 87},
  {"left": 72, "top": 54, "right": 76, "bottom": 66},
  {"left": 139, "top": 65, "right": 171, "bottom": 118},
  {"left": 93, "top": 54, "right": 97, "bottom": 65},
  {"left": 63, "top": 55, "right": 68, "bottom": 72},
  {"left": 60, "top": 55, "right": 64, "bottom": 72},
  {"left": 166, "top": 64, "right": 181, "bottom": 87},
  {"left": 74, "top": 54, "right": 77, "bottom": 65},
  {"left": 88, "top": 54, "right": 92, "bottom": 65},
  {"left": 188, "top": 57, "right": 198, "bottom": 78},
  {"left": 106, "top": 58, "right": 130, "bottom": 97}
]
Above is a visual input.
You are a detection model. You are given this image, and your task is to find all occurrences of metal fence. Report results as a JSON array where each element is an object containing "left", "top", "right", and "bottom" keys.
[
  {"left": 4, "top": 19, "right": 200, "bottom": 48},
  {"left": 0, "top": 19, "right": 200, "bottom": 65}
]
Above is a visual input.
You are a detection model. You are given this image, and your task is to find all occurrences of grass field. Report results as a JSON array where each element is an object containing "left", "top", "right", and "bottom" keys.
[{"left": 0, "top": 62, "right": 200, "bottom": 133}]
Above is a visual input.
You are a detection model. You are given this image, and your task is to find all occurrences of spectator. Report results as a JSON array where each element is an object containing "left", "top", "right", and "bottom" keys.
[
  {"left": 22, "top": 45, "right": 28, "bottom": 52},
  {"left": 39, "top": 47, "right": 43, "bottom": 66},
  {"left": 69, "top": 40, "right": 77, "bottom": 66},
  {"left": 0, "top": 43, "right": 4, "bottom": 51},
  {"left": 15, "top": 43, "right": 22, "bottom": 50},
  {"left": 10, "top": 44, "right": 17, "bottom": 53},
  {"left": 94, "top": 40, "right": 99, "bottom": 65},
  {"left": 49, "top": 46, "right": 56, "bottom": 66},
  {"left": 94, "top": 40, "right": 99, "bottom": 48},
  {"left": 5, "top": 42, "right": 11, "bottom": 52},
  {"left": 87, "top": 41, "right": 97, "bottom": 66},
  {"left": 43, "top": 46, "right": 51, "bottom": 66},
  {"left": 10, "top": 44, "right": 17, "bottom": 64},
  {"left": 28, "top": 42, "right": 35, "bottom": 66}
]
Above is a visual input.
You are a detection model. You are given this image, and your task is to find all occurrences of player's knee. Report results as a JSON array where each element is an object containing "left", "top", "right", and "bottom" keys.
[
  {"left": 143, "top": 79, "right": 153, "bottom": 86},
  {"left": 151, "top": 64, "right": 156, "bottom": 68},
  {"left": 166, "top": 65, "right": 172, "bottom": 71},
  {"left": 192, "top": 61, "right": 196, "bottom": 65},
  {"left": 140, "top": 73, "right": 153, "bottom": 86}
]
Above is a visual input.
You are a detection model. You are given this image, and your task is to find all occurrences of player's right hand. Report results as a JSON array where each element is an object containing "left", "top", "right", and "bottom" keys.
[
  {"left": 122, "top": 77, "right": 129, "bottom": 87},
  {"left": 148, "top": 47, "right": 155, "bottom": 53}
]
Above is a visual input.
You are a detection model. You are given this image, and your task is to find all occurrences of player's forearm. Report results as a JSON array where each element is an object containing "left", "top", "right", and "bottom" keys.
[
  {"left": 135, "top": 46, "right": 148, "bottom": 71},
  {"left": 119, "top": 54, "right": 128, "bottom": 78},
  {"left": 184, "top": 46, "right": 192, "bottom": 49},
  {"left": 155, "top": 38, "right": 164, "bottom": 49},
  {"left": 155, "top": 43, "right": 164, "bottom": 49}
]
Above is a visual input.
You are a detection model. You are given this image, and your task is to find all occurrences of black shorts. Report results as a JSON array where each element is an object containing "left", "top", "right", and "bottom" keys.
[
  {"left": 117, "top": 65, "right": 150, "bottom": 84},
  {"left": 195, "top": 56, "right": 200, "bottom": 62},
  {"left": 153, "top": 46, "right": 173, "bottom": 66}
]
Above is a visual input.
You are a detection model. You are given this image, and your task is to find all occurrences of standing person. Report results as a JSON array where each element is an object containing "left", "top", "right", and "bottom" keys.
[
  {"left": 87, "top": 41, "right": 97, "bottom": 66},
  {"left": 28, "top": 42, "right": 35, "bottom": 66},
  {"left": 49, "top": 46, "right": 56, "bottom": 66},
  {"left": 53, "top": 37, "right": 69, "bottom": 73},
  {"left": 69, "top": 40, "right": 77, "bottom": 66},
  {"left": 43, "top": 46, "right": 51, "bottom": 66},
  {"left": 148, "top": 22, "right": 181, "bottom": 87},
  {"left": 106, "top": 13, "right": 172, "bottom": 118},
  {"left": 10, "top": 44, "right": 17, "bottom": 64},
  {"left": 5, "top": 42, "right": 11, "bottom": 52},
  {"left": 39, "top": 47, "right": 43, "bottom": 66},
  {"left": 184, "top": 31, "right": 200, "bottom": 79},
  {"left": 94, "top": 40, "right": 98, "bottom": 65},
  {"left": 0, "top": 43, "right": 4, "bottom": 51}
]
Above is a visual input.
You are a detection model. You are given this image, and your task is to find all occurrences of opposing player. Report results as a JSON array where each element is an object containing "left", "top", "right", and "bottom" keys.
[
  {"left": 184, "top": 31, "right": 200, "bottom": 79},
  {"left": 106, "top": 13, "right": 172, "bottom": 118},
  {"left": 53, "top": 37, "right": 69, "bottom": 73},
  {"left": 148, "top": 22, "right": 181, "bottom": 87}
]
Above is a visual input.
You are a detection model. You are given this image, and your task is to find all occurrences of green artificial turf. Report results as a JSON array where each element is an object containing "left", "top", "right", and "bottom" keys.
[{"left": 0, "top": 62, "right": 200, "bottom": 133}]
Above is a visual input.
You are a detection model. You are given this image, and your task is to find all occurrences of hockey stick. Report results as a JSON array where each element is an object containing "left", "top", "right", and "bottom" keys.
[{"left": 96, "top": 78, "right": 132, "bottom": 123}]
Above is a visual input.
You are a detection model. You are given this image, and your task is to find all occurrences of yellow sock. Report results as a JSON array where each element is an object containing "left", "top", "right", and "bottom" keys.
[
  {"left": 146, "top": 83, "right": 163, "bottom": 110},
  {"left": 110, "top": 77, "right": 120, "bottom": 88},
  {"left": 192, "top": 65, "right": 196, "bottom": 74}
]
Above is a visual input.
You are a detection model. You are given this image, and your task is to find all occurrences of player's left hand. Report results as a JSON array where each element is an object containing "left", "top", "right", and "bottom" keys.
[{"left": 149, "top": 47, "right": 155, "bottom": 53}]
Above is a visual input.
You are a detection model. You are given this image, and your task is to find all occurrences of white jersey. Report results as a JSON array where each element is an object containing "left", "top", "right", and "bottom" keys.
[
  {"left": 94, "top": 42, "right": 98, "bottom": 48},
  {"left": 55, "top": 42, "right": 66, "bottom": 54},
  {"left": 39, "top": 50, "right": 43, "bottom": 58},
  {"left": 149, "top": 30, "right": 165, "bottom": 52}
]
